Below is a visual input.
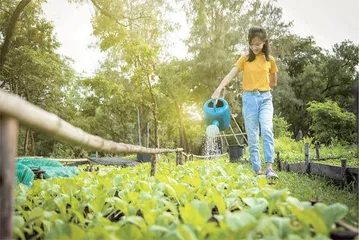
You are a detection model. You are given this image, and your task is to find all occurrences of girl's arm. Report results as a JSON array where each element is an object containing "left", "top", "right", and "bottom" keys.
[
  {"left": 211, "top": 67, "right": 239, "bottom": 100},
  {"left": 269, "top": 72, "right": 277, "bottom": 88}
]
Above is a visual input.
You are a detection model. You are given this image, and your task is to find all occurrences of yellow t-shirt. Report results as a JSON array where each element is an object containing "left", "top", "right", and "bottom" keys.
[{"left": 234, "top": 53, "right": 278, "bottom": 91}]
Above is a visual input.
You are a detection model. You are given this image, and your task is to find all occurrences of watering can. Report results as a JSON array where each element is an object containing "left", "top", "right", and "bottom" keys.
[{"left": 203, "top": 98, "right": 231, "bottom": 131}]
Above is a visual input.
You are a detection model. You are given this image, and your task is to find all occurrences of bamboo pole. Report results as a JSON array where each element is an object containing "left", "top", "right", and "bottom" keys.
[
  {"left": 0, "top": 90, "right": 181, "bottom": 154},
  {"left": 191, "top": 152, "right": 228, "bottom": 159},
  {"left": 0, "top": 115, "right": 18, "bottom": 240},
  {"left": 221, "top": 131, "right": 229, "bottom": 145},
  {"left": 47, "top": 158, "right": 88, "bottom": 162},
  {"left": 229, "top": 124, "right": 241, "bottom": 145},
  {"left": 218, "top": 133, "right": 246, "bottom": 137},
  {"left": 231, "top": 114, "right": 248, "bottom": 145}
]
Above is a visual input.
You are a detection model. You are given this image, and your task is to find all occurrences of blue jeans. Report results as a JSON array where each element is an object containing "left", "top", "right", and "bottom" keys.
[{"left": 242, "top": 91, "right": 274, "bottom": 172}]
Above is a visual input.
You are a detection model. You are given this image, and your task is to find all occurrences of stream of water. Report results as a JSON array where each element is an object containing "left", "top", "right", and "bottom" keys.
[{"left": 203, "top": 125, "right": 220, "bottom": 159}]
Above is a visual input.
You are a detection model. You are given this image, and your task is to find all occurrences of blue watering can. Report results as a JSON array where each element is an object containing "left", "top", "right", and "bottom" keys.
[{"left": 203, "top": 98, "right": 231, "bottom": 131}]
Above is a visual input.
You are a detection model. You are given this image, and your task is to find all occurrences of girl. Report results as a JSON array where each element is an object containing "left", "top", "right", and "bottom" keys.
[{"left": 211, "top": 26, "right": 278, "bottom": 179}]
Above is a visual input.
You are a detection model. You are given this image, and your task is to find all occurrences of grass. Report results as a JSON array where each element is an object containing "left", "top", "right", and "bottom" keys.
[
  {"left": 231, "top": 157, "right": 358, "bottom": 227},
  {"left": 275, "top": 170, "right": 358, "bottom": 227},
  {"left": 238, "top": 137, "right": 358, "bottom": 227}
]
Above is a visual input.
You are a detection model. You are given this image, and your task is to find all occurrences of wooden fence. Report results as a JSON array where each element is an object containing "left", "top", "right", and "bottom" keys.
[
  {"left": 0, "top": 90, "right": 229, "bottom": 239},
  {"left": 276, "top": 143, "right": 359, "bottom": 190}
]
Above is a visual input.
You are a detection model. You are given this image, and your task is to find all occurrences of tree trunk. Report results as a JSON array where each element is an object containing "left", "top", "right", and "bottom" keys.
[
  {"left": 146, "top": 122, "right": 150, "bottom": 148},
  {"left": 30, "top": 131, "right": 36, "bottom": 155},
  {"left": 178, "top": 105, "right": 189, "bottom": 152},
  {"left": 137, "top": 107, "right": 142, "bottom": 146},
  {"left": 0, "top": 0, "right": 32, "bottom": 88},
  {"left": 146, "top": 75, "right": 159, "bottom": 148},
  {"left": 24, "top": 128, "right": 29, "bottom": 155},
  {"left": 153, "top": 104, "right": 159, "bottom": 148}
]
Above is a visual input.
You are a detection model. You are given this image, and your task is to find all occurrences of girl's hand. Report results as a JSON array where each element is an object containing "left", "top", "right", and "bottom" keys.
[{"left": 211, "top": 88, "right": 222, "bottom": 101}]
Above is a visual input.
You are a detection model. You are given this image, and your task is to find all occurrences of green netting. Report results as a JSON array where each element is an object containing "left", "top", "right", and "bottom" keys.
[
  {"left": 15, "top": 158, "right": 79, "bottom": 187},
  {"left": 41, "top": 166, "right": 79, "bottom": 178},
  {"left": 16, "top": 163, "right": 35, "bottom": 187},
  {"left": 16, "top": 158, "right": 63, "bottom": 168}
]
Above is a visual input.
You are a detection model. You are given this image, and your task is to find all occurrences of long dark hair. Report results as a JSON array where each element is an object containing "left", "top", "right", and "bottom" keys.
[{"left": 247, "top": 26, "right": 271, "bottom": 62}]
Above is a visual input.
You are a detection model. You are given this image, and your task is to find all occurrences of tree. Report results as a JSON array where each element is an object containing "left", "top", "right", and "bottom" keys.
[
  {"left": 1, "top": 0, "right": 76, "bottom": 156},
  {"left": 183, "top": 0, "right": 291, "bottom": 104},
  {"left": 272, "top": 37, "right": 358, "bottom": 137},
  {"left": 157, "top": 60, "right": 194, "bottom": 152},
  {"left": 320, "top": 40, "right": 359, "bottom": 111},
  {"left": 71, "top": 0, "right": 176, "bottom": 149},
  {"left": 307, "top": 101, "right": 357, "bottom": 145},
  {"left": 0, "top": 0, "right": 32, "bottom": 87}
]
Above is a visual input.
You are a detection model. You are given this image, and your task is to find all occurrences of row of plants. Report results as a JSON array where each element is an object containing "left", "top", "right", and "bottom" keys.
[
  {"left": 241, "top": 137, "right": 357, "bottom": 167},
  {"left": 274, "top": 137, "right": 358, "bottom": 167},
  {"left": 14, "top": 157, "right": 351, "bottom": 239}
]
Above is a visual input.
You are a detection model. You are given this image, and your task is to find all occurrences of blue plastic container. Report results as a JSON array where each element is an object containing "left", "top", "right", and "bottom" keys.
[{"left": 203, "top": 98, "right": 231, "bottom": 131}]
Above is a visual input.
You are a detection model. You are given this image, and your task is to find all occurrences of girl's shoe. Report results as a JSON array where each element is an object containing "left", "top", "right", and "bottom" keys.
[{"left": 266, "top": 168, "right": 278, "bottom": 179}]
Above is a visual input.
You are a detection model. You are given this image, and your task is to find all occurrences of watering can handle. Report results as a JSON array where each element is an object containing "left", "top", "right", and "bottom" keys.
[{"left": 212, "top": 99, "right": 217, "bottom": 112}]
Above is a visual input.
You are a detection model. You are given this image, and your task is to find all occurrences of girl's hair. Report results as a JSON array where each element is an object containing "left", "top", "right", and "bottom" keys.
[{"left": 247, "top": 26, "right": 271, "bottom": 62}]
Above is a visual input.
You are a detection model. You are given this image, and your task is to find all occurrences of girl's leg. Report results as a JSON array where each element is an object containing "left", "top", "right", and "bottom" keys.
[
  {"left": 242, "top": 92, "right": 260, "bottom": 173},
  {"left": 259, "top": 92, "right": 278, "bottom": 178},
  {"left": 259, "top": 92, "right": 274, "bottom": 164}
]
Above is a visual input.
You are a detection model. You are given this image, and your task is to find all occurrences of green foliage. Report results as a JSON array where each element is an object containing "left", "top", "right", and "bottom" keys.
[
  {"left": 276, "top": 172, "right": 358, "bottom": 226},
  {"left": 14, "top": 158, "right": 352, "bottom": 239},
  {"left": 274, "top": 137, "right": 358, "bottom": 167},
  {"left": 272, "top": 37, "right": 358, "bottom": 137},
  {"left": 307, "top": 101, "right": 357, "bottom": 144},
  {"left": 273, "top": 115, "right": 291, "bottom": 138},
  {"left": 3, "top": 0, "right": 358, "bottom": 161},
  {"left": 1, "top": 0, "right": 76, "bottom": 156},
  {"left": 183, "top": 0, "right": 291, "bottom": 103}
]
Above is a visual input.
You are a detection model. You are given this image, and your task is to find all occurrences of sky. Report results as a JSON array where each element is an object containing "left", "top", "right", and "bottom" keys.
[{"left": 42, "top": 0, "right": 359, "bottom": 76}]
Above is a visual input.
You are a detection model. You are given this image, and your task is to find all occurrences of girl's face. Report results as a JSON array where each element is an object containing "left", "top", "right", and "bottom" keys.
[{"left": 249, "top": 36, "right": 266, "bottom": 54}]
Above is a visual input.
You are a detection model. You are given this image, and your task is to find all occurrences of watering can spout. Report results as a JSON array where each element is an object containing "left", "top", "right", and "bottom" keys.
[{"left": 203, "top": 98, "right": 231, "bottom": 131}]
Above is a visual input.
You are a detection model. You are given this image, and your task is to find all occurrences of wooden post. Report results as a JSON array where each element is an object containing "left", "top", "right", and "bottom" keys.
[
  {"left": 176, "top": 151, "right": 179, "bottom": 166},
  {"left": 190, "top": 154, "right": 193, "bottom": 161},
  {"left": 179, "top": 151, "right": 183, "bottom": 165},
  {"left": 315, "top": 142, "right": 320, "bottom": 159},
  {"left": 150, "top": 154, "right": 157, "bottom": 176},
  {"left": 0, "top": 115, "right": 19, "bottom": 240},
  {"left": 276, "top": 151, "right": 281, "bottom": 171},
  {"left": 304, "top": 143, "right": 310, "bottom": 173},
  {"left": 341, "top": 159, "right": 347, "bottom": 186}
]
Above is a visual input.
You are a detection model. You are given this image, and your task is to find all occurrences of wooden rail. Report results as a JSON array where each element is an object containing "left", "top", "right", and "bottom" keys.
[
  {"left": 0, "top": 90, "right": 181, "bottom": 155},
  {"left": 0, "top": 90, "right": 186, "bottom": 239},
  {"left": 0, "top": 89, "right": 227, "bottom": 239},
  {"left": 182, "top": 152, "right": 228, "bottom": 161}
]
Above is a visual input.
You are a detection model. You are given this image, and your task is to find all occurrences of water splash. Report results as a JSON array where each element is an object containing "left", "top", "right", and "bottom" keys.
[
  {"left": 204, "top": 125, "right": 220, "bottom": 160},
  {"left": 206, "top": 125, "right": 219, "bottom": 137}
]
